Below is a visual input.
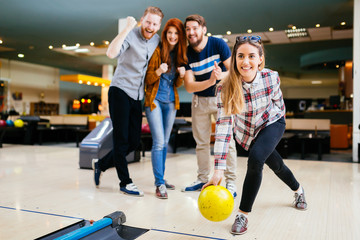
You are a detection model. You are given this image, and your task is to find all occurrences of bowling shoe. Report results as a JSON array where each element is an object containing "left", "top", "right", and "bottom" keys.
[
  {"left": 164, "top": 180, "right": 175, "bottom": 190},
  {"left": 155, "top": 184, "right": 168, "bottom": 199},
  {"left": 181, "top": 180, "right": 205, "bottom": 192},
  {"left": 230, "top": 213, "right": 248, "bottom": 235},
  {"left": 226, "top": 182, "right": 237, "bottom": 198},
  {"left": 294, "top": 187, "right": 307, "bottom": 210},
  {"left": 120, "top": 183, "right": 144, "bottom": 197}
]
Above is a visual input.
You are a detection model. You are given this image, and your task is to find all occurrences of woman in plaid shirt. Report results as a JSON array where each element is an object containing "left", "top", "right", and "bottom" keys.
[{"left": 203, "top": 36, "right": 307, "bottom": 235}]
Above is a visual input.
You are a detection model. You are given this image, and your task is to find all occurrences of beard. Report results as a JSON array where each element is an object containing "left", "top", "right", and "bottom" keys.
[
  {"left": 141, "top": 27, "right": 156, "bottom": 40},
  {"left": 188, "top": 33, "right": 203, "bottom": 48}
]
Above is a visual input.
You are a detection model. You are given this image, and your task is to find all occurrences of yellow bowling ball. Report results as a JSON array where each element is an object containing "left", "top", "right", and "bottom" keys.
[
  {"left": 198, "top": 185, "right": 234, "bottom": 222},
  {"left": 14, "top": 119, "right": 24, "bottom": 128}
]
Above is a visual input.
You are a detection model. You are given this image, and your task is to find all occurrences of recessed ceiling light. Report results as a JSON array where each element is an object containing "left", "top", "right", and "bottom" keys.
[
  {"left": 79, "top": 80, "right": 83, "bottom": 84},
  {"left": 269, "top": 27, "right": 274, "bottom": 32},
  {"left": 311, "top": 80, "right": 322, "bottom": 84},
  {"left": 18, "top": 54, "right": 24, "bottom": 58},
  {"left": 49, "top": 45, "right": 53, "bottom": 49},
  {"left": 292, "top": 26, "right": 296, "bottom": 30},
  {"left": 0, "top": 39, "right": 3, "bottom": 44},
  {"left": 104, "top": 41, "right": 109, "bottom": 45},
  {"left": 226, "top": 31, "right": 231, "bottom": 35},
  {"left": 76, "top": 43, "right": 80, "bottom": 47},
  {"left": 247, "top": 29, "right": 252, "bottom": 33},
  {"left": 315, "top": 24, "right": 320, "bottom": 27},
  {"left": 336, "top": 65, "right": 339, "bottom": 68},
  {"left": 341, "top": 22, "right": 346, "bottom": 25},
  {"left": 62, "top": 44, "right": 66, "bottom": 48},
  {"left": 207, "top": 33, "right": 212, "bottom": 36},
  {"left": 75, "top": 48, "right": 90, "bottom": 53},
  {"left": 90, "top": 42, "right": 95, "bottom": 46}
]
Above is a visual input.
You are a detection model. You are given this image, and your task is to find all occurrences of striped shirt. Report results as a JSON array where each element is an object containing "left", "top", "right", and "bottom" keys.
[
  {"left": 185, "top": 37, "right": 231, "bottom": 97},
  {"left": 214, "top": 69, "right": 286, "bottom": 170}
]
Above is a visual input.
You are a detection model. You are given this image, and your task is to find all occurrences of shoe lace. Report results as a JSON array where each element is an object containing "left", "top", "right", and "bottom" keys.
[
  {"left": 128, "top": 183, "right": 138, "bottom": 191},
  {"left": 235, "top": 215, "right": 247, "bottom": 228},
  {"left": 159, "top": 184, "right": 166, "bottom": 193},
  {"left": 294, "top": 192, "right": 305, "bottom": 205}
]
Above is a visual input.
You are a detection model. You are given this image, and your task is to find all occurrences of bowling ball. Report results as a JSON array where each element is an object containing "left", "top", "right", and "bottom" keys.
[
  {"left": 0, "top": 120, "right": 6, "bottom": 127},
  {"left": 14, "top": 119, "right": 24, "bottom": 128},
  {"left": 198, "top": 185, "right": 234, "bottom": 222},
  {"left": 6, "top": 120, "right": 14, "bottom": 127}
]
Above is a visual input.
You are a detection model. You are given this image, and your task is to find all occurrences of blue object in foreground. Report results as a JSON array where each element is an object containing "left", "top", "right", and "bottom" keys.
[{"left": 54, "top": 217, "right": 112, "bottom": 240}]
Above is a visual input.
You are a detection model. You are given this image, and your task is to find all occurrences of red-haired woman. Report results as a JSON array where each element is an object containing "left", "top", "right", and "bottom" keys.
[{"left": 144, "top": 18, "right": 187, "bottom": 199}]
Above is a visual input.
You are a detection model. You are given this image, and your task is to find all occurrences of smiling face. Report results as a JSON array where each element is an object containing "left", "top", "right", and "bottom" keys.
[
  {"left": 140, "top": 13, "right": 162, "bottom": 40},
  {"left": 166, "top": 26, "right": 179, "bottom": 48},
  {"left": 185, "top": 21, "right": 206, "bottom": 48},
  {"left": 236, "top": 43, "right": 264, "bottom": 83}
]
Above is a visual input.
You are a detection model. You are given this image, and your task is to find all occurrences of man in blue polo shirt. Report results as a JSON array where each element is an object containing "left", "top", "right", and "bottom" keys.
[
  {"left": 92, "top": 6, "right": 163, "bottom": 197},
  {"left": 182, "top": 14, "right": 238, "bottom": 197}
]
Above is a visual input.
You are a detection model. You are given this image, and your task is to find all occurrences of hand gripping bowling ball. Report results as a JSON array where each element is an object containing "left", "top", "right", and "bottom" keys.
[
  {"left": 14, "top": 119, "right": 24, "bottom": 128},
  {"left": 198, "top": 185, "right": 234, "bottom": 222}
]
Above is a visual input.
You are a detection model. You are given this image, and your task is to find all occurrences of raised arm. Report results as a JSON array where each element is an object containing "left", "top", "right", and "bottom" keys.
[{"left": 106, "top": 17, "right": 137, "bottom": 59}]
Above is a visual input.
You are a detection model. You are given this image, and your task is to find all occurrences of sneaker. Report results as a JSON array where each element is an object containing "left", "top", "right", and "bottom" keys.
[
  {"left": 120, "top": 183, "right": 144, "bottom": 197},
  {"left": 156, "top": 184, "right": 168, "bottom": 199},
  {"left": 92, "top": 159, "right": 101, "bottom": 188},
  {"left": 165, "top": 181, "right": 175, "bottom": 190},
  {"left": 230, "top": 214, "right": 248, "bottom": 235},
  {"left": 226, "top": 182, "right": 237, "bottom": 198},
  {"left": 181, "top": 180, "right": 205, "bottom": 192},
  {"left": 294, "top": 187, "right": 307, "bottom": 210}
]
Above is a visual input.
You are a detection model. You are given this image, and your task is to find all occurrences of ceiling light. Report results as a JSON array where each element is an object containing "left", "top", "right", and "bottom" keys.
[
  {"left": 104, "top": 41, "right": 109, "bottom": 45},
  {"left": 18, "top": 54, "right": 24, "bottom": 58},
  {"left": 75, "top": 48, "right": 90, "bottom": 53},
  {"left": 247, "top": 29, "right": 252, "bottom": 33},
  {"left": 87, "top": 81, "right": 91, "bottom": 85},
  {"left": 76, "top": 43, "right": 80, "bottom": 47},
  {"left": 63, "top": 45, "right": 79, "bottom": 51},
  {"left": 79, "top": 80, "right": 83, "bottom": 84},
  {"left": 311, "top": 80, "right": 322, "bottom": 84},
  {"left": 0, "top": 39, "right": 3, "bottom": 44},
  {"left": 48, "top": 45, "right": 53, "bottom": 49},
  {"left": 207, "top": 33, "right": 212, "bottom": 36},
  {"left": 226, "top": 31, "right": 231, "bottom": 35},
  {"left": 62, "top": 44, "right": 66, "bottom": 48},
  {"left": 285, "top": 28, "right": 308, "bottom": 38},
  {"left": 292, "top": 26, "right": 296, "bottom": 30},
  {"left": 336, "top": 65, "right": 339, "bottom": 68},
  {"left": 269, "top": 27, "right": 274, "bottom": 32},
  {"left": 341, "top": 22, "right": 346, "bottom": 25},
  {"left": 315, "top": 24, "right": 320, "bottom": 28},
  {"left": 90, "top": 42, "right": 95, "bottom": 46}
]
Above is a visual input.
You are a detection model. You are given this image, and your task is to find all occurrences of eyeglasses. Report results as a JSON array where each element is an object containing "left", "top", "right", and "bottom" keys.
[{"left": 236, "top": 35, "right": 261, "bottom": 43}]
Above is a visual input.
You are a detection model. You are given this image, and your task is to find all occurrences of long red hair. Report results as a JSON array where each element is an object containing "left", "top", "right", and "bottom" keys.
[{"left": 160, "top": 18, "right": 187, "bottom": 70}]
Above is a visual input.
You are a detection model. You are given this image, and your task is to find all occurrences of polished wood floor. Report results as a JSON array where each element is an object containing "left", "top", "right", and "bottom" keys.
[{"left": 1, "top": 144, "right": 360, "bottom": 240}]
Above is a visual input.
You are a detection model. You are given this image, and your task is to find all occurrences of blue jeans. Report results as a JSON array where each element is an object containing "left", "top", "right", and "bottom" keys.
[
  {"left": 145, "top": 100, "right": 177, "bottom": 186},
  {"left": 239, "top": 117, "right": 300, "bottom": 212}
]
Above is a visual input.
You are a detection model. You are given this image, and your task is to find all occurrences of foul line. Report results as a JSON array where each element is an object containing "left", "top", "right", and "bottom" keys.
[
  {"left": 151, "top": 228, "right": 227, "bottom": 240},
  {"left": 0, "top": 205, "right": 84, "bottom": 220}
]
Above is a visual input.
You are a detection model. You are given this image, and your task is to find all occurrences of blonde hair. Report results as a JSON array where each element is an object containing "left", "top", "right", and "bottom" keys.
[{"left": 219, "top": 38, "right": 265, "bottom": 116}]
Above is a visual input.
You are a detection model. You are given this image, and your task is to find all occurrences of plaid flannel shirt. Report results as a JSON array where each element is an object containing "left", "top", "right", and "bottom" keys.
[{"left": 214, "top": 69, "right": 285, "bottom": 170}]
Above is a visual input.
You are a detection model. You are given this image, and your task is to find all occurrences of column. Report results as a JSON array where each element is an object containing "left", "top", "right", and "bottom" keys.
[{"left": 353, "top": 0, "right": 360, "bottom": 162}]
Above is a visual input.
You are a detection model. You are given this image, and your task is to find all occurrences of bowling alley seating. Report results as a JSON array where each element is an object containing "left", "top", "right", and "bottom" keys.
[{"left": 37, "top": 115, "right": 89, "bottom": 145}]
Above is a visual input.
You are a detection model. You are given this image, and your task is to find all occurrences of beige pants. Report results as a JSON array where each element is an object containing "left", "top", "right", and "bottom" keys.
[{"left": 191, "top": 95, "right": 237, "bottom": 183}]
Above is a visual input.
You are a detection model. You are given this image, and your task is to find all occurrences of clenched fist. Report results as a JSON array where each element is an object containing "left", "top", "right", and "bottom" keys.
[
  {"left": 177, "top": 66, "right": 185, "bottom": 78},
  {"left": 126, "top": 16, "right": 137, "bottom": 29}
]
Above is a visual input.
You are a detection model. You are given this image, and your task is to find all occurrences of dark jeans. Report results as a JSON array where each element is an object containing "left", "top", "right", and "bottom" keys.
[
  {"left": 98, "top": 87, "right": 142, "bottom": 187},
  {"left": 239, "top": 117, "right": 300, "bottom": 212}
]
